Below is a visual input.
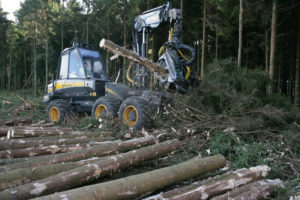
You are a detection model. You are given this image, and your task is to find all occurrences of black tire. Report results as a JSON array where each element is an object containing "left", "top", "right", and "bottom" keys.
[
  {"left": 92, "top": 96, "right": 121, "bottom": 120},
  {"left": 119, "top": 96, "right": 151, "bottom": 130},
  {"left": 46, "top": 99, "right": 71, "bottom": 123}
]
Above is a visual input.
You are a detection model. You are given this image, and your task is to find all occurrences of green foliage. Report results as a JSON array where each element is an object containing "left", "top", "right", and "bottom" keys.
[{"left": 70, "top": 116, "right": 99, "bottom": 130}]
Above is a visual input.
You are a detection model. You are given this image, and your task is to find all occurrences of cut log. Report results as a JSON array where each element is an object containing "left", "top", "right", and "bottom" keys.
[
  {"left": 33, "top": 155, "right": 226, "bottom": 200},
  {"left": 1, "top": 127, "right": 113, "bottom": 139},
  {"left": 211, "top": 179, "right": 284, "bottom": 200},
  {"left": 100, "top": 39, "right": 168, "bottom": 76},
  {"left": 0, "top": 145, "right": 88, "bottom": 159},
  {"left": 3, "top": 117, "right": 32, "bottom": 126},
  {"left": 1, "top": 128, "right": 83, "bottom": 138},
  {"left": 0, "top": 136, "right": 155, "bottom": 172},
  {"left": 0, "top": 139, "right": 181, "bottom": 199},
  {"left": 143, "top": 165, "right": 271, "bottom": 200},
  {"left": 25, "top": 131, "right": 113, "bottom": 140},
  {"left": 0, "top": 157, "right": 104, "bottom": 191},
  {"left": 0, "top": 136, "right": 115, "bottom": 150}
]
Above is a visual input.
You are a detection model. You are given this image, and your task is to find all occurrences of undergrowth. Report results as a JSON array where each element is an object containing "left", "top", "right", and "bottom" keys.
[
  {"left": 158, "top": 59, "right": 300, "bottom": 198},
  {"left": 0, "top": 89, "right": 46, "bottom": 122}
]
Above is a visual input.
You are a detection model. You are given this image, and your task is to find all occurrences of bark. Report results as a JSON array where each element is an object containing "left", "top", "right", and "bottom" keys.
[
  {"left": 237, "top": 0, "right": 243, "bottom": 67},
  {"left": 269, "top": 0, "right": 277, "bottom": 94},
  {"left": 0, "top": 136, "right": 155, "bottom": 172},
  {"left": 2, "top": 117, "right": 32, "bottom": 126},
  {"left": 0, "top": 136, "right": 114, "bottom": 150},
  {"left": 294, "top": 11, "right": 300, "bottom": 105},
  {"left": 201, "top": 0, "right": 207, "bottom": 78},
  {"left": 211, "top": 179, "right": 284, "bottom": 200},
  {"left": 0, "top": 157, "right": 105, "bottom": 191},
  {"left": 100, "top": 39, "right": 168, "bottom": 77},
  {"left": 0, "top": 139, "right": 181, "bottom": 199},
  {"left": 144, "top": 165, "right": 271, "bottom": 200},
  {"left": 34, "top": 155, "right": 226, "bottom": 200}
]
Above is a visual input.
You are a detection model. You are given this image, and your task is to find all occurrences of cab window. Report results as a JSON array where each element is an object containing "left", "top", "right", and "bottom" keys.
[
  {"left": 59, "top": 53, "right": 69, "bottom": 79},
  {"left": 69, "top": 49, "right": 85, "bottom": 78}
]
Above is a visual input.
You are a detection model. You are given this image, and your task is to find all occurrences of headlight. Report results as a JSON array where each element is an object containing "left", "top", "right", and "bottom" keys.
[{"left": 42, "top": 95, "right": 50, "bottom": 103}]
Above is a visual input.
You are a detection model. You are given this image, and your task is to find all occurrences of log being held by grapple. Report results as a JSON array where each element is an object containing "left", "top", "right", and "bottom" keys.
[
  {"left": 0, "top": 139, "right": 181, "bottom": 200},
  {"left": 34, "top": 155, "right": 226, "bottom": 200},
  {"left": 99, "top": 39, "right": 168, "bottom": 77}
]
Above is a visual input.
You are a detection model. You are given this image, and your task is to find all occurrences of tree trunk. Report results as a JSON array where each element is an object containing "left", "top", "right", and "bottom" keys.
[
  {"left": 0, "top": 136, "right": 156, "bottom": 172},
  {"left": 294, "top": 11, "right": 300, "bottom": 105},
  {"left": 265, "top": 21, "right": 269, "bottom": 72},
  {"left": 61, "top": 0, "right": 64, "bottom": 50},
  {"left": 0, "top": 157, "right": 103, "bottom": 191},
  {"left": 201, "top": 0, "right": 207, "bottom": 78},
  {"left": 122, "top": 0, "right": 127, "bottom": 84},
  {"left": 45, "top": 18, "right": 49, "bottom": 86},
  {"left": 106, "top": 18, "right": 110, "bottom": 74},
  {"left": 34, "top": 33, "right": 37, "bottom": 96},
  {"left": 8, "top": 53, "right": 11, "bottom": 91},
  {"left": 197, "top": 40, "right": 201, "bottom": 73},
  {"left": 211, "top": 179, "right": 284, "bottom": 200},
  {"left": 144, "top": 165, "right": 271, "bottom": 200},
  {"left": 86, "top": 15, "right": 89, "bottom": 43},
  {"left": 0, "top": 139, "right": 181, "bottom": 199},
  {"left": 35, "top": 155, "right": 226, "bottom": 200},
  {"left": 24, "top": 51, "right": 27, "bottom": 83},
  {"left": 215, "top": 10, "right": 219, "bottom": 60},
  {"left": 0, "top": 136, "right": 114, "bottom": 151},
  {"left": 100, "top": 39, "right": 168, "bottom": 76},
  {"left": 269, "top": 0, "right": 277, "bottom": 94},
  {"left": 237, "top": 0, "right": 243, "bottom": 67}
]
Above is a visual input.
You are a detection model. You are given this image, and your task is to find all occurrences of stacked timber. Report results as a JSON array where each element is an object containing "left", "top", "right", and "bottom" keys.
[{"left": 0, "top": 123, "right": 284, "bottom": 200}]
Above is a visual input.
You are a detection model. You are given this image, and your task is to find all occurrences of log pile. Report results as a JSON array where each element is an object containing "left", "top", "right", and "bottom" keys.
[{"left": 0, "top": 121, "right": 284, "bottom": 200}]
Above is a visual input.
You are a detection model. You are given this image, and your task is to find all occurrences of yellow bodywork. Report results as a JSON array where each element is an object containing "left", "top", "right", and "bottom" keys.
[{"left": 48, "top": 80, "right": 85, "bottom": 93}]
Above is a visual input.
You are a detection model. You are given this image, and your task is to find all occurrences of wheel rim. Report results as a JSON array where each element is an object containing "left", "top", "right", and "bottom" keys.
[
  {"left": 49, "top": 107, "right": 60, "bottom": 122},
  {"left": 123, "top": 105, "right": 138, "bottom": 127},
  {"left": 95, "top": 104, "right": 108, "bottom": 119}
]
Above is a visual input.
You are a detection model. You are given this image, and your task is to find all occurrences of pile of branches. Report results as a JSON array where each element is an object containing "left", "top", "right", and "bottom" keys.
[{"left": 159, "top": 59, "right": 300, "bottom": 182}]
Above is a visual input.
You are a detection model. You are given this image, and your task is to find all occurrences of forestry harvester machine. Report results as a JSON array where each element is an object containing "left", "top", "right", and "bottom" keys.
[{"left": 43, "top": 2, "right": 197, "bottom": 129}]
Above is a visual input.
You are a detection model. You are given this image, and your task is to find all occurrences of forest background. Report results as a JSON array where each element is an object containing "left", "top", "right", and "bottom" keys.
[{"left": 0, "top": 0, "right": 299, "bottom": 102}]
